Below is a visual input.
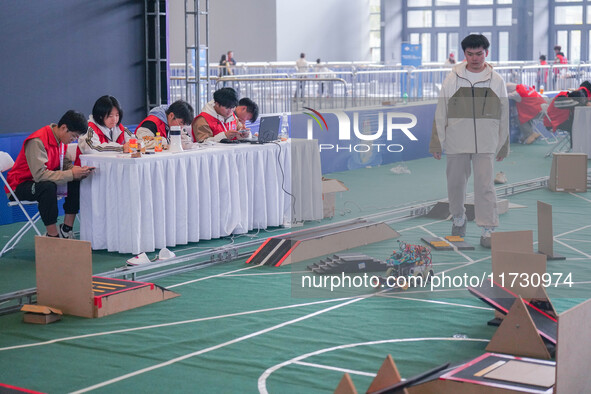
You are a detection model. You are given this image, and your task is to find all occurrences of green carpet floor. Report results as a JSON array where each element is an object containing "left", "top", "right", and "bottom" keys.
[{"left": 0, "top": 141, "right": 589, "bottom": 393}]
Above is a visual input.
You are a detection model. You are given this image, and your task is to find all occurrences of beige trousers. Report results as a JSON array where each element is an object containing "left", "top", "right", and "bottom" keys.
[{"left": 446, "top": 153, "right": 498, "bottom": 229}]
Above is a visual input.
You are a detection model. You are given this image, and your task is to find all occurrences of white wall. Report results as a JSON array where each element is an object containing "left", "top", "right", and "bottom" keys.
[
  {"left": 168, "top": 0, "right": 277, "bottom": 64},
  {"left": 383, "top": 0, "right": 403, "bottom": 64},
  {"left": 533, "top": 0, "right": 549, "bottom": 59},
  {"left": 276, "top": 0, "right": 371, "bottom": 62},
  {"left": 168, "top": 0, "right": 371, "bottom": 63}
]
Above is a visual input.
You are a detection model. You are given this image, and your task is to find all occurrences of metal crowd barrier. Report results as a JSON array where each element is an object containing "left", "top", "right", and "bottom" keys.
[{"left": 169, "top": 62, "right": 591, "bottom": 113}]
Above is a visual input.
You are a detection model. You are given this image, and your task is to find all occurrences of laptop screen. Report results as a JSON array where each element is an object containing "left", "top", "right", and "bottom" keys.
[{"left": 257, "top": 116, "right": 280, "bottom": 142}]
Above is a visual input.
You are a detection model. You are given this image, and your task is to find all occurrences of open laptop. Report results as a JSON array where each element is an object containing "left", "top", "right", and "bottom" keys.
[{"left": 249, "top": 115, "right": 280, "bottom": 144}]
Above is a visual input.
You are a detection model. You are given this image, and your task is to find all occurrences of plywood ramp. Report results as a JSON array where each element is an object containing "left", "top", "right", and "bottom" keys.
[{"left": 247, "top": 219, "right": 399, "bottom": 267}]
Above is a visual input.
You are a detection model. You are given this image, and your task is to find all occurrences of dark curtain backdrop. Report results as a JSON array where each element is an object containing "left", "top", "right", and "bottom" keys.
[{"left": 0, "top": 0, "right": 146, "bottom": 134}]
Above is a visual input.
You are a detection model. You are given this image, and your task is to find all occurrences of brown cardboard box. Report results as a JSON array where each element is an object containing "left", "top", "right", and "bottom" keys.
[
  {"left": 21, "top": 304, "right": 62, "bottom": 324},
  {"left": 322, "top": 178, "right": 348, "bottom": 218},
  {"left": 548, "top": 153, "right": 588, "bottom": 192},
  {"left": 35, "top": 237, "right": 179, "bottom": 318}
]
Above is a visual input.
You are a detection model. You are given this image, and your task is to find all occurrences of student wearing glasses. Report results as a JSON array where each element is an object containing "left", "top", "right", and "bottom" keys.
[
  {"left": 5, "top": 110, "right": 93, "bottom": 238},
  {"left": 135, "top": 99, "right": 194, "bottom": 148}
]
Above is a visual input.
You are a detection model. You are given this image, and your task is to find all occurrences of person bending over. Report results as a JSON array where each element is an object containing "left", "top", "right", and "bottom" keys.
[
  {"left": 135, "top": 100, "right": 194, "bottom": 148},
  {"left": 191, "top": 87, "right": 248, "bottom": 142},
  {"left": 234, "top": 97, "right": 259, "bottom": 131},
  {"left": 506, "top": 83, "right": 546, "bottom": 144}
]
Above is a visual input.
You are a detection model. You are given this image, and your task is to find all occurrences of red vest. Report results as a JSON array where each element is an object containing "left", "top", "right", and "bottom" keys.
[
  {"left": 75, "top": 122, "right": 127, "bottom": 165},
  {"left": 6, "top": 125, "right": 64, "bottom": 192},
  {"left": 544, "top": 91, "right": 570, "bottom": 132},
  {"left": 515, "top": 84, "right": 546, "bottom": 124},
  {"left": 137, "top": 115, "right": 168, "bottom": 138},
  {"left": 194, "top": 112, "right": 236, "bottom": 141}
]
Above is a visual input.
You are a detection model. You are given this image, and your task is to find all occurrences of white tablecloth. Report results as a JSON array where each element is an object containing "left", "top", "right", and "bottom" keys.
[
  {"left": 572, "top": 106, "right": 591, "bottom": 156},
  {"left": 80, "top": 139, "right": 322, "bottom": 254}
]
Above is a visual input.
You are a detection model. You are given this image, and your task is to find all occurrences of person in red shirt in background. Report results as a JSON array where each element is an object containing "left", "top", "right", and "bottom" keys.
[
  {"left": 537, "top": 54, "right": 548, "bottom": 89},
  {"left": 553, "top": 46, "right": 568, "bottom": 87},
  {"left": 507, "top": 83, "right": 547, "bottom": 144}
]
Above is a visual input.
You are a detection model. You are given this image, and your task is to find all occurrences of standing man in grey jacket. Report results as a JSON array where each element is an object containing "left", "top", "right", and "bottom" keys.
[{"left": 429, "top": 34, "right": 509, "bottom": 248}]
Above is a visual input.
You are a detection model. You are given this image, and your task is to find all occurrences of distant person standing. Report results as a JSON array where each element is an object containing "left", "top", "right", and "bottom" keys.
[
  {"left": 219, "top": 54, "right": 232, "bottom": 86},
  {"left": 430, "top": 34, "right": 509, "bottom": 249},
  {"left": 553, "top": 46, "right": 568, "bottom": 87},
  {"left": 537, "top": 54, "right": 548, "bottom": 89},
  {"left": 227, "top": 50, "right": 236, "bottom": 66},
  {"left": 444, "top": 53, "right": 456, "bottom": 66},
  {"left": 219, "top": 54, "right": 230, "bottom": 77},
  {"left": 295, "top": 52, "right": 309, "bottom": 99},
  {"left": 314, "top": 58, "right": 334, "bottom": 97}
]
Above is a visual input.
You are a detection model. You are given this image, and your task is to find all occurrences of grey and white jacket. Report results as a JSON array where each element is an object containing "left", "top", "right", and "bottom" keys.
[{"left": 430, "top": 62, "right": 510, "bottom": 159}]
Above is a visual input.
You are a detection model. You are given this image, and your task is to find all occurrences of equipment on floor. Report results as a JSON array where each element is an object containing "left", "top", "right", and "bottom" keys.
[
  {"left": 307, "top": 253, "right": 388, "bottom": 274},
  {"left": 246, "top": 219, "right": 399, "bottom": 267},
  {"left": 421, "top": 235, "right": 475, "bottom": 251}
]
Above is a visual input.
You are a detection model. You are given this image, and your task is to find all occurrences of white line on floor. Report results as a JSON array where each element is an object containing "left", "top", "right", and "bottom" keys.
[
  {"left": 398, "top": 219, "right": 448, "bottom": 232},
  {"left": 555, "top": 224, "right": 591, "bottom": 238},
  {"left": 223, "top": 270, "right": 309, "bottom": 277},
  {"left": 419, "top": 225, "right": 475, "bottom": 264},
  {"left": 0, "top": 297, "right": 354, "bottom": 353},
  {"left": 293, "top": 361, "right": 377, "bottom": 377},
  {"left": 168, "top": 265, "right": 259, "bottom": 288},
  {"left": 568, "top": 192, "right": 591, "bottom": 203},
  {"left": 71, "top": 295, "right": 371, "bottom": 393},
  {"left": 257, "top": 337, "right": 489, "bottom": 393},
  {"left": 559, "top": 238, "right": 591, "bottom": 244},
  {"left": 378, "top": 294, "right": 492, "bottom": 311},
  {"left": 554, "top": 239, "right": 591, "bottom": 259}
]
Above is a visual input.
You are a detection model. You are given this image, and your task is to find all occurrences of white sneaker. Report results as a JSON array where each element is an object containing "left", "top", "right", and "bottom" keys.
[
  {"left": 58, "top": 224, "right": 74, "bottom": 239},
  {"left": 494, "top": 171, "right": 507, "bottom": 184}
]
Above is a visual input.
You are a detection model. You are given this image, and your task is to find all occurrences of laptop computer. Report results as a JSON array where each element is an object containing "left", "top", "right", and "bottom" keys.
[{"left": 249, "top": 115, "right": 280, "bottom": 144}]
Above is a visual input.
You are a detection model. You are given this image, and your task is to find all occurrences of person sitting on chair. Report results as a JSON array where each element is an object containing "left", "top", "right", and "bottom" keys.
[
  {"left": 191, "top": 87, "right": 248, "bottom": 142},
  {"left": 544, "top": 81, "right": 591, "bottom": 148},
  {"left": 233, "top": 97, "right": 259, "bottom": 130},
  {"left": 135, "top": 100, "right": 194, "bottom": 148},
  {"left": 75, "top": 95, "right": 133, "bottom": 162},
  {"left": 506, "top": 83, "right": 547, "bottom": 144},
  {"left": 5, "top": 110, "right": 94, "bottom": 238}
]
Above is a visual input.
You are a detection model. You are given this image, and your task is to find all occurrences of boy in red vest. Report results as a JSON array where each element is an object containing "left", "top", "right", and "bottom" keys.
[
  {"left": 6, "top": 110, "right": 94, "bottom": 238},
  {"left": 507, "top": 83, "right": 547, "bottom": 144},
  {"left": 135, "top": 100, "right": 194, "bottom": 148},
  {"left": 191, "top": 87, "right": 249, "bottom": 142},
  {"left": 76, "top": 95, "right": 132, "bottom": 160}
]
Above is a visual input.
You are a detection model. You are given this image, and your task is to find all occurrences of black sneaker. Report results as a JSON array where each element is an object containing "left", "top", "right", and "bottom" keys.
[
  {"left": 58, "top": 224, "right": 74, "bottom": 239},
  {"left": 451, "top": 221, "right": 467, "bottom": 237},
  {"left": 480, "top": 236, "right": 492, "bottom": 249}
]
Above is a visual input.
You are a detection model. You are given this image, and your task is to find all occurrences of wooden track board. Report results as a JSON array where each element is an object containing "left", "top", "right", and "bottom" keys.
[{"left": 421, "top": 237, "right": 474, "bottom": 251}]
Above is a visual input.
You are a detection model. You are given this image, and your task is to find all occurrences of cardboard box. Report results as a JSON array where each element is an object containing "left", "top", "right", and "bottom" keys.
[
  {"left": 21, "top": 304, "right": 62, "bottom": 324},
  {"left": 35, "top": 237, "right": 179, "bottom": 318},
  {"left": 549, "top": 153, "right": 588, "bottom": 192},
  {"left": 322, "top": 178, "right": 348, "bottom": 218}
]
